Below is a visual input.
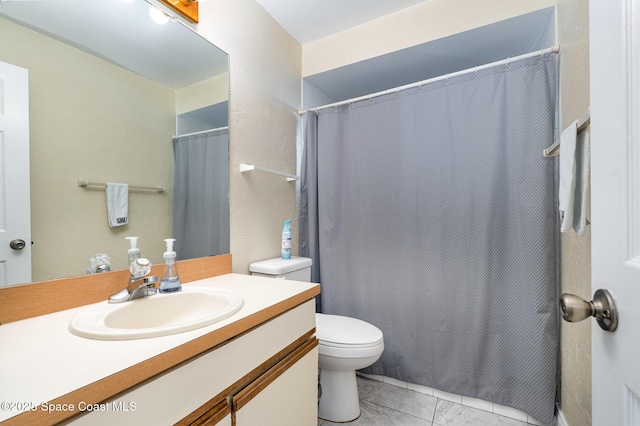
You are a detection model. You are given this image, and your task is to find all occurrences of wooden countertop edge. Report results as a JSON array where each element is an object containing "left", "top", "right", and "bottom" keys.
[
  {"left": 0, "top": 254, "right": 234, "bottom": 325},
  {"left": 0, "top": 285, "right": 321, "bottom": 426}
]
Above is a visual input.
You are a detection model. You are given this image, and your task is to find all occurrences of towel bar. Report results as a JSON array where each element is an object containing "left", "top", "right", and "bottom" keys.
[
  {"left": 544, "top": 109, "right": 590, "bottom": 157},
  {"left": 78, "top": 179, "right": 166, "bottom": 193}
]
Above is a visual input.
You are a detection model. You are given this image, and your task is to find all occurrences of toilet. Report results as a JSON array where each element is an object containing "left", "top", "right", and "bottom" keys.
[{"left": 249, "top": 257, "right": 384, "bottom": 423}]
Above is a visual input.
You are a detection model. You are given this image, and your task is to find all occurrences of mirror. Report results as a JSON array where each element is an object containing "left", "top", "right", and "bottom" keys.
[{"left": 0, "top": 0, "right": 229, "bottom": 285}]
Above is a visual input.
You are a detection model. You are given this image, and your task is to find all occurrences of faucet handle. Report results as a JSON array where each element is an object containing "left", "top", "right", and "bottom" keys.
[{"left": 130, "top": 258, "right": 152, "bottom": 279}]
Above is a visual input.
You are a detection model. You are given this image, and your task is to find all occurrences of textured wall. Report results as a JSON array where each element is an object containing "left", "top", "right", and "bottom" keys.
[
  {"left": 196, "top": 0, "right": 302, "bottom": 274},
  {"left": 557, "top": 0, "right": 592, "bottom": 424}
]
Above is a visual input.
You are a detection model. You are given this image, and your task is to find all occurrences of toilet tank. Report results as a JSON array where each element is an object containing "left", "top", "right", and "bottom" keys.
[{"left": 249, "top": 256, "right": 312, "bottom": 282}]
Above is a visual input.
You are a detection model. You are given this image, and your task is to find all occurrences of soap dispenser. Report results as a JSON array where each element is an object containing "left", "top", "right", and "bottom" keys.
[
  {"left": 159, "top": 238, "right": 181, "bottom": 293},
  {"left": 125, "top": 237, "right": 140, "bottom": 266}
]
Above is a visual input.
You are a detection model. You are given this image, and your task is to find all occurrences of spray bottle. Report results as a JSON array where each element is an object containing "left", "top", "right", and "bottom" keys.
[
  {"left": 281, "top": 220, "right": 292, "bottom": 260},
  {"left": 159, "top": 238, "right": 182, "bottom": 293},
  {"left": 125, "top": 237, "right": 140, "bottom": 266}
]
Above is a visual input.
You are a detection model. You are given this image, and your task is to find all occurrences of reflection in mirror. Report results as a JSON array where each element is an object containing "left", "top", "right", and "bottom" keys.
[{"left": 0, "top": 0, "right": 229, "bottom": 286}]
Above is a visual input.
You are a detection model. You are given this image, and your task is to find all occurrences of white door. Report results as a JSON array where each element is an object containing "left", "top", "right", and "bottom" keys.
[
  {"left": 0, "top": 61, "right": 31, "bottom": 286},
  {"left": 590, "top": 0, "right": 640, "bottom": 425}
]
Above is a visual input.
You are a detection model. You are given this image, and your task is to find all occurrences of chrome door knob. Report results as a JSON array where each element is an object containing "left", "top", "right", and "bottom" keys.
[
  {"left": 9, "top": 239, "right": 26, "bottom": 250},
  {"left": 560, "top": 289, "right": 618, "bottom": 332}
]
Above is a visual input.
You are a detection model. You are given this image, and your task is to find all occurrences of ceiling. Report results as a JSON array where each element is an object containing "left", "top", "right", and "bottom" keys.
[
  {"left": 254, "top": 0, "right": 432, "bottom": 44},
  {"left": 2, "top": 0, "right": 556, "bottom": 108},
  {"left": 254, "top": 1, "right": 556, "bottom": 108},
  {"left": 0, "top": 0, "right": 228, "bottom": 90},
  {"left": 303, "top": 7, "right": 555, "bottom": 106}
]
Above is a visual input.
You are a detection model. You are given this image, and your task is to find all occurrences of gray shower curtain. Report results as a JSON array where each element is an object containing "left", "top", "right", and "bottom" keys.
[
  {"left": 173, "top": 129, "right": 230, "bottom": 260},
  {"left": 301, "top": 54, "right": 558, "bottom": 423}
]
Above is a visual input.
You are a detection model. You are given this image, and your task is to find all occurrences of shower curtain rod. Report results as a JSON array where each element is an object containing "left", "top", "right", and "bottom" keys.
[
  {"left": 298, "top": 45, "right": 560, "bottom": 114},
  {"left": 174, "top": 126, "right": 229, "bottom": 138}
]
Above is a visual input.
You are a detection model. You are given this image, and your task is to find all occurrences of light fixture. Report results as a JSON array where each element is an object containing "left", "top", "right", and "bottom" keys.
[
  {"left": 158, "top": 0, "right": 199, "bottom": 23},
  {"left": 149, "top": 5, "right": 170, "bottom": 25}
]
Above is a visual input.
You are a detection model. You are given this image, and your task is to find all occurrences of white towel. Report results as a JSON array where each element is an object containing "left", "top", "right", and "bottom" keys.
[
  {"left": 572, "top": 127, "right": 590, "bottom": 235},
  {"left": 559, "top": 119, "right": 591, "bottom": 234},
  {"left": 106, "top": 183, "right": 129, "bottom": 227},
  {"left": 559, "top": 120, "right": 579, "bottom": 232}
]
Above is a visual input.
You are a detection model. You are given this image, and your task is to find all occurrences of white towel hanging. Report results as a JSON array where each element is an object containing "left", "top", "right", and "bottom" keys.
[
  {"left": 559, "top": 120, "right": 579, "bottom": 232},
  {"left": 106, "top": 183, "right": 129, "bottom": 227}
]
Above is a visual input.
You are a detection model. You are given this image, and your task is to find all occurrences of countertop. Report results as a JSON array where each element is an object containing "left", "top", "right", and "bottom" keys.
[{"left": 0, "top": 273, "right": 319, "bottom": 423}]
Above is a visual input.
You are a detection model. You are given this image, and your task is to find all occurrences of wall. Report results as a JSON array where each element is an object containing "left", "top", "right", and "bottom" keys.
[
  {"left": 176, "top": 72, "right": 229, "bottom": 115},
  {"left": 196, "top": 0, "right": 302, "bottom": 273},
  {"left": 556, "top": 0, "right": 592, "bottom": 424},
  {"left": 0, "top": 17, "right": 174, "bottom": 281},
  {"left": 302, "top": 0, "right": 554, "bottom": 78}
]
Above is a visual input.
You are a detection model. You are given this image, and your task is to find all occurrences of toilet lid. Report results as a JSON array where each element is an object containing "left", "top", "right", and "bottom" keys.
[{"left": 315, "top": 313, "right": 384, "bottom": 348}]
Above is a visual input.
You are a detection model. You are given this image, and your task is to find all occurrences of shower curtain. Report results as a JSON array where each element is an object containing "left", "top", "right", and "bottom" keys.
[
  {"left": 301, "top": 54, "right": 558, "bottom": 423},
  {"left": 173, "top": 129, "right": 230, "bottom": 260}
]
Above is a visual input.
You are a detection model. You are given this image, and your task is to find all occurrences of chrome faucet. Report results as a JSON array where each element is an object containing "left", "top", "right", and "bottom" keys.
[{"left": 108, "top": 258, "right": 158, "bottom": 303}]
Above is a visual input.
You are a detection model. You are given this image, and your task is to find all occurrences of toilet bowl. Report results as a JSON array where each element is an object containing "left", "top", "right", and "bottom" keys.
[
  {"left": 248, "top": 257, "right": 385, "bottom": 423},
  {"left": 316, "top": 313, "right": 384, "bottom": 423}
]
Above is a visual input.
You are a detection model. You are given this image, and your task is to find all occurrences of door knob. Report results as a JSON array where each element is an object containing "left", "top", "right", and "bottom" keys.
[
  {"left": 9, "top": 239, "right": 26, "bottom": 250},
  {"left": 560, "top": 289, "right": 618, "bottom": 332}
]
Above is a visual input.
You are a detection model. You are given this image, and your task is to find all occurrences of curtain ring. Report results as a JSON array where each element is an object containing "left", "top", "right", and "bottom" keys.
[
  {"left": 474, "top": 67, "right": 478, "bottom": 79},
  {"left": 505, "top": 58, "right": 510, "bottom": 70}
]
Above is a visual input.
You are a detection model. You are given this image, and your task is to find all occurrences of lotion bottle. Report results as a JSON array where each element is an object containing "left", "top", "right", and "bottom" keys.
[
  {"left": 159, "top": 238, "right": 182, "bottom": 293},
  {"left": 281, "top": 220, "right": 292, "bottom": 259}
]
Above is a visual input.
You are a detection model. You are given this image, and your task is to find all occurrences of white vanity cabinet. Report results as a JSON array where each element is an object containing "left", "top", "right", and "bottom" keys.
[{"left": 63, "top": 300, "right": 318, "bottom": 426}]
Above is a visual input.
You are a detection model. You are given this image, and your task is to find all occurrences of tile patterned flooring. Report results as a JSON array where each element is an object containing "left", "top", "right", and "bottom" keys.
[{"left": 317, "top": 375, "right": 552, "bottom": 426}]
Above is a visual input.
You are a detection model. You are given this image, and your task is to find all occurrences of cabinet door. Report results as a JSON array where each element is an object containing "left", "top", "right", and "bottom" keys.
[{"left": 233, "top": 340, "right": 318, "bottom": 425}]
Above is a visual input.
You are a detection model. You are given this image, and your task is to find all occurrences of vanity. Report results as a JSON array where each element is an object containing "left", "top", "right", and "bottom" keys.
[{"left": 0, "top": 255, "right": 321, "bottom": 425}]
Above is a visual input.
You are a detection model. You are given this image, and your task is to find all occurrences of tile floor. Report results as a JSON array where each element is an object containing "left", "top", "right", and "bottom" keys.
[{"left": 317, "top": 375, "right": 552, "bottom": 426}]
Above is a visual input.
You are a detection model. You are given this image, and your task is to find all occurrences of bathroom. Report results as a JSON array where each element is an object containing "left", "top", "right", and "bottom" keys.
[{"left": 0, "top": 0, "right": 634, "bottom": 425}]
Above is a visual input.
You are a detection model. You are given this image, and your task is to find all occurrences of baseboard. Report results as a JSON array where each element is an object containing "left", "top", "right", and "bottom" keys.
[{"left": 556, "top": 404, "right": 569, "bottom": 426}]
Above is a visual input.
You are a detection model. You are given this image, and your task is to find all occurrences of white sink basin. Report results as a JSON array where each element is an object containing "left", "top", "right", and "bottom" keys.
[{"left": 69, "top": 287, "right": 244, "bottom": 340}]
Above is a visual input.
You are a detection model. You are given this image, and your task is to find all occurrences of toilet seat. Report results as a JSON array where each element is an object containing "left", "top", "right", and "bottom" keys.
[{"left": 316, "top": 313, "right": 384, "bottom": 357}]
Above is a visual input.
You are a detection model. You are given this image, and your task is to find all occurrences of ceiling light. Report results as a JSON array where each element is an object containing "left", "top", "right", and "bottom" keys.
[{"left": 149, "top": 5, "right": 170, "bottom": 24}]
